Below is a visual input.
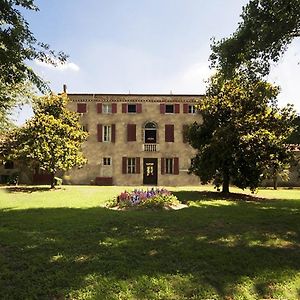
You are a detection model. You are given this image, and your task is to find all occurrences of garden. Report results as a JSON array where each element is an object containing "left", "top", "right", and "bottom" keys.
[{"left": 0, "top": 185, "right": 299, "bottom": 299}]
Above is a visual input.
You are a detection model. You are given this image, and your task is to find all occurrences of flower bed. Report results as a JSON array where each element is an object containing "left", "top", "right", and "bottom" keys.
[{"left": 107, "top": 188, "right": 180, "bottom": 209}]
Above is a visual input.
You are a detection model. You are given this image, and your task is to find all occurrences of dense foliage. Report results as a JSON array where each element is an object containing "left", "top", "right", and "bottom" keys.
[
  {"left": 210, "top": 0, "right": 300, "bottom": 77},
  {"left": 0, "top": 94, "right": 88, "bottom": 188},
  {"left": 188, "top": 73, "right": 296, "bottom": 193},
  {"left": 0, "top": 0, "right": 67, "bottom": 130}
]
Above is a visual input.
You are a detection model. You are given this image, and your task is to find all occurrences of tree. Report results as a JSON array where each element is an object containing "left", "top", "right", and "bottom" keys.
[
  {"left": 0, "top": 94, "right": 88, "bottom": 188},
  {"left": 210, "top": 0, "right": 300, "bottom": 77},
  {"left": 188, "top": 72, "right": 296, "bottom": 193},
  {"left": 0, "top": 0, "right": 67, "bottom": 127}
]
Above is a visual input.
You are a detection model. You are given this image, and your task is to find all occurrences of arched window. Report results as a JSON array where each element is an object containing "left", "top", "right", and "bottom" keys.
[{"left": 144, "top": 122, "right": 157, "bottom": 143}]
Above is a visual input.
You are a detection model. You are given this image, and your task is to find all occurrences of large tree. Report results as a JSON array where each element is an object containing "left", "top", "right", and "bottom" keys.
[
  {"left": 0, "top": 0, "right": 67, "bottom": 128},
  {"left": 210, "top": 0, "right": 300, "bottom": 77},
  {"left": 0, "top": 94, "right": 88, "bottom": 188},
  {"left": 188, "top": 72, "right": 296, "bottom": 193}
]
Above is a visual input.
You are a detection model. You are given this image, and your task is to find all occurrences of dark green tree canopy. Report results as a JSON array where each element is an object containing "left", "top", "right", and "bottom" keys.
[
  {"left": 0, "top": 94, "right": 88, "bottom": 188},
  {"left": 210, "top": 0, "right": 300, "bottom": 77},
  {"left": 188, "top": 72, "right": 296, "bottom": 193}
]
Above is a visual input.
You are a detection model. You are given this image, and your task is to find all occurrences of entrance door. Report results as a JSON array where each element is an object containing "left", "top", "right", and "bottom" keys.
[{"left": 143, "top": 158, "right": 158, "bottom": 185}]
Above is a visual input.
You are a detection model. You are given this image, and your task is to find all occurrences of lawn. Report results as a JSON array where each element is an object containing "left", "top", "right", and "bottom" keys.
[{"left": 0, "top": 185, "right": 299, "bottom": 299}]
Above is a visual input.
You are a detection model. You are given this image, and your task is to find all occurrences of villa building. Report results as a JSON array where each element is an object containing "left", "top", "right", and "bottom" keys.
[{"left": 64, "top": 93, "right": 203, "bottom": 186}]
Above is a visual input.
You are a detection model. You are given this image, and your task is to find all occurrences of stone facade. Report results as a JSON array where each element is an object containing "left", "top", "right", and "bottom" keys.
[{"left": 64, "top": 93, "right": 203, "bottom": 186}]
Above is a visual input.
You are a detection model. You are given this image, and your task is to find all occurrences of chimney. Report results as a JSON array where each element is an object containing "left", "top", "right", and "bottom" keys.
[{"left": 63, "top": 84, "right": 67, "bottom": 93}]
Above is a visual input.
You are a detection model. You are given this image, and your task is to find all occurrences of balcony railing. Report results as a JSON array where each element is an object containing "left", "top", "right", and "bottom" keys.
[{"left": 143, "top": 143, "right": 159, "bottom": 152}]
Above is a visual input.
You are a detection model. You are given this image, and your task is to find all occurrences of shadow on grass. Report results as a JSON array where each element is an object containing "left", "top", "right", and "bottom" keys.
[
  {"left": 0, "top": 199, "right": 299, "bottom": 299},
  {"left": 172, "top": 190, "right": 267, "bottom": 204},
  {"left": 4, "top": 186, "right": 61, "bottom": 193}
]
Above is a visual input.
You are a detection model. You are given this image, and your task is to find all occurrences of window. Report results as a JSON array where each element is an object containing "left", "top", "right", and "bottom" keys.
[
  {"left": 103, "top": 103, "right": 112, "bottom": 114},
  {"left": 128, "top": 104, "right": 137, "bottom": 113},
  {"left": 82, "top": 124, "right": 88, "bottom": 132},
  {"left": 103, "top": 125, "right": 111, "bottom": 142},
  {"left": 127, "top": 158, "right": 136, "bottom": 174},
  {"left": 188, "top": 105, "right": 196, "bottom": 114},
  {"left": 165, "top": 158, "right": 173, "bottom": 174},
  {"left": 161, "top": 157, "right": 179, "bottom": 175},
  {"left": 165, "top": 104, "right": 174, "bottom": 113},
  {"left": 103, "top": 157, "right": 111, "bottom": 166},
  {"left": 127, "top": 124, "right": 136, "bottom": 142}
]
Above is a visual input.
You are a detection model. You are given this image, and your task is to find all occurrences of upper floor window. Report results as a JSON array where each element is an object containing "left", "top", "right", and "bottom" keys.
[
  {"left": 165, "top": 104, "right": 174, "bottom": 114},
  {"left": 128, "top": 104, "right": 137, "bottom": 113},
  {"left": 122, "top": 103, "right": 142, "bottom": 113},
  {"left": 103, "top": 125, "right": 111, "bottom": 142},
  {"left": 77, "top": 103, "right": 87, "bottom": 113},
  {"left": 103, "top": 103, "right": 112, "bottom": 114},
  {"left": 160, "top": 103, "right": 180, "bottom": 114},
  {"left": 189, "top": 105, "right": 196, "bottom": 114},
  {"left": 144, "top": 122, "right": 157, "bottom": 143},
  {"left": 183, "top": 103, "right": 196, "bottom": 114}
]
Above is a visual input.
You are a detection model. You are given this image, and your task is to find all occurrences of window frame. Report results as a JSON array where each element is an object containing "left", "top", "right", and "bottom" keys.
[
  {"left": 127, "top": 158, "right": 136, "bottom": 174},
  {"left": 188, "top": 105, "right": 196, "bottom": 114},
  {"left": 103, "top": 125, "right": 111, "bottom": 142},
  {"left": 165, "top": 104, "right": 174, "bottom": 114},
  {"left": 127, "top": 104, "right": 137, "bottom": 113},
  {"left": 103, "top": 157, "right": 112, "bottom": 166},
  {"left": 103, "top": 103, "right": 112, "bottom": 114},
  {"left": 165, "top": 158, "right": 173, "bottom": 174}
]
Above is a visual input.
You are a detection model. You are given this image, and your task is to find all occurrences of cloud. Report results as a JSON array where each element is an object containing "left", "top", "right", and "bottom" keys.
[{"left": 34, "top": 60, "right": 80, "bottom": 72}]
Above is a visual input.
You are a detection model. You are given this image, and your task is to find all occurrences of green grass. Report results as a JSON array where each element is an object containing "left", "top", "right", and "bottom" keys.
[{"left": 0, "top": 185, "right": 300, "bottom": 299}]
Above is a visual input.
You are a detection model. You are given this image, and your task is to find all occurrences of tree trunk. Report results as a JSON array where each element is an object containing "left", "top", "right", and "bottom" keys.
[
  {"left": 50, "top": 172, "right": 55, "bottom": 189},
  {"left": 273, "top": 176, "right": 278, "bottom": 190},
  {"left": 222, "top": 170, "right": 230, "bottom": 194}
]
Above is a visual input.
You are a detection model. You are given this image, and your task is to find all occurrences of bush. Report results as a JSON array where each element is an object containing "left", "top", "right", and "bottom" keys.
[{"left": 107, "top": 188, "right": 179, "bottom": 209}]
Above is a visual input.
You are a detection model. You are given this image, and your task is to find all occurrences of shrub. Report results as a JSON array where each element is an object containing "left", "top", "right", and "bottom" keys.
[{"left": 107, "top": 188, "right": 179, "bottom": 209}]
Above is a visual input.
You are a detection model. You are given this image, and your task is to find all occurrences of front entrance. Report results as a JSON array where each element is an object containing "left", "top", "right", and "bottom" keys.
[{"left": 143, "top": 158, "right": 158, "bottom": 185}]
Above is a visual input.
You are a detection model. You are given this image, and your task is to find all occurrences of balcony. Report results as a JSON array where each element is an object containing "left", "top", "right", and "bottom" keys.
[{"left": 143, "top": 143, "right": 159, "bottom": 152}]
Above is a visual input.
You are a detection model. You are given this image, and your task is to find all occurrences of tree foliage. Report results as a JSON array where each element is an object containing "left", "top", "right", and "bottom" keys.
[
  {"left": 210, "top": 0, "right": 300, "bottom": 77},
  {"left": 188, "top": 72, "right": 296, "bottom": 193},
  {"left": 0, "top": 0, "right": 67, "bottom": 129},
  {"left": 0, "top": 94, "right": 88, "bottom": 188}
]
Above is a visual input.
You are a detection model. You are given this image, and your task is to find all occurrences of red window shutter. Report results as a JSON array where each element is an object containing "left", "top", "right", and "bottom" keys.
[
  {"left": 127, "top": 124, "right": 136, "bottom": 142},
  {"left": 112, "top": 103, "right": 117, "bottom": 113},
  {"left": 97, "top": 103, "right": 102, "bottom": 113},
  {"left": 183, "top": 124, "right": 189, "bottom": 143},
  {"left": 122, "top": 157, "right": 127, "bottom": 174},
  {"left": 111, "top": 124, "right": 116, "bottom": 143},
  {"left": 160, "top": 103, "right": 165, "bottom": 114},
  {"left": 183, "top": 103, "right": 189, "bottom": 113},
  {"left": 165, "top": 124, "right": 174, "bottom": 142},
  {"left": 97, "top": 124, "right": 102, "bottom": 142},
  {"left": 122, "top": 103, "right": 127, "bottom": 113},
  {"left": 137, "top": 103, "right": 142, "bottom": 113},
  {"left": 174, "top": 157, "right": 179, "bottom": 175},
  {"left": 136, "top": 157, "right": 140, "bottom": 174},
  {"left": 175, "top": 104, "right": 180, "bottom": 113},
  {"left": 77, "top": 103, "right": 87, "bottom": 113},
  {"left": 161, "top": 158, "right": 165, "bottom": 175}
]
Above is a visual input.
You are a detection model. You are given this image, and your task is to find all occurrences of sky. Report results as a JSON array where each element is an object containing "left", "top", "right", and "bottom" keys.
[{"left": 13, "top": 0, "right": 300, "bottom": 124}]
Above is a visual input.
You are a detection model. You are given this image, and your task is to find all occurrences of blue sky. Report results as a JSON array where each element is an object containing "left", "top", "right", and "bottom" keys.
[{"left": 14, "top": 0, "right": 300, "bottom": 124}]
